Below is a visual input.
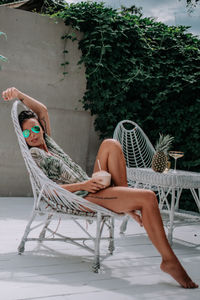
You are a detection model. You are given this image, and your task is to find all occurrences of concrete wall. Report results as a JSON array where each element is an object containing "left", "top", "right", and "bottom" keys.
[{"left": 0, "top": 6, "right": 101, "bottom": 196}]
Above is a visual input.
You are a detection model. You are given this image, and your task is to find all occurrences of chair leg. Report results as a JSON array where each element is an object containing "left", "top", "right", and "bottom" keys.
[
  {"left": 120, "top": 215, "right": 130, "bottom": 234},
  {"left": 108, "top": 217, "right": 115, "bottom": 254},
  {"left": 18, "top": 210, "right": 37, "bottom": 254},
  {"left": 92, "top": 213, "right": 101, "bottom": 273},
  {"left": 39, "top": 214, "right": 53, "bottom": 241}
]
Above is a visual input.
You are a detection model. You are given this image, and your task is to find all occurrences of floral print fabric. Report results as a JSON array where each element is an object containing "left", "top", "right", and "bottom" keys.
[{"left": 30, "top": 134, "right": 90, "bottom": 198}]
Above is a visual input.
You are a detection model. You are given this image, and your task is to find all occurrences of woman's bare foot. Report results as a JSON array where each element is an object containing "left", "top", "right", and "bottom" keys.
[{"left": 160, "top": 258, "right": 198, "bottom": 288}]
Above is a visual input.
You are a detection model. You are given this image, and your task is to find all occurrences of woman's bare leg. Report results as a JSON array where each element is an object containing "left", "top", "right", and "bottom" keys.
[
  {"left": 85, "top": 187, "right": 198, "bottom": 288},
  {"left": 93, "top": 139, "right": 128, "bottom": 187},
  {"left": 93, "top": 139, "right": 142, "bottom": 224}
]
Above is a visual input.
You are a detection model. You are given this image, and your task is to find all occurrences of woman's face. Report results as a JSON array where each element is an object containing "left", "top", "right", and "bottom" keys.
[{"left": 22, "top": 118, "right": 45, "bottom": 148}]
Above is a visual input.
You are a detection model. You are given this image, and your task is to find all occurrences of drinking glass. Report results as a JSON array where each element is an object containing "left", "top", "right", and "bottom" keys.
[{"left": 169, "top": 151, "right": 184, "bottom": 172}]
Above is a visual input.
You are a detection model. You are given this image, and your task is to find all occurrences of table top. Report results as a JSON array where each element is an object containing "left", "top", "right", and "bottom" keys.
[{"left": 127, "top": 168, "right": 200, "bottom": 189}]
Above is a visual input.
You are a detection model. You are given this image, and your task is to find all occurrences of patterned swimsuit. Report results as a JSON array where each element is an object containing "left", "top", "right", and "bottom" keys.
[{"left": 30, "top": 134, "right": 90, "bottom": 198}]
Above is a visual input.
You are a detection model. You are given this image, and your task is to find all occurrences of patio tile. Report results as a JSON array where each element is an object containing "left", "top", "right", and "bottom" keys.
[{"left": 0, "top": 197, "right": 199, "bottom": 300}]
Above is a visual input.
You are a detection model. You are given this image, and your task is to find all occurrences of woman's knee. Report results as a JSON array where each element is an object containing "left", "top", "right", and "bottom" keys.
[
  {"left": 101, "top": 139, "right": 122, "bottom": 152},
  {"left": 144, "top": 190, "right": 158, "bottom": 209}
]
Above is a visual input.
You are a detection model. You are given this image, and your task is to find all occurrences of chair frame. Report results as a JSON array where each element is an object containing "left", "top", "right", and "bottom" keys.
[
  {"left": 11, "top": 100, "right": 121, "bottom": 272},
  {"left": 113, "top": 120, "right": 155, "bottom": 169}
]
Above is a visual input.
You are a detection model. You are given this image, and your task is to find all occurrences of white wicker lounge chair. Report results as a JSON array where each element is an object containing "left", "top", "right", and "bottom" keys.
[
  {"left": 11, "top": 100, "right": 122, "bottom": 272},
  {"left": 113, "top": 120, "right": 155, "bottom": 170}
]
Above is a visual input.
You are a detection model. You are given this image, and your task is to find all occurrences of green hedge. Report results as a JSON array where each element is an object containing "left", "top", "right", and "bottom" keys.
[
  {"left": 54, "top": 2, "right": 200, "bottom": 173},
  {"left": 0, "top": 31, "right": 8, "bottom": 69}
]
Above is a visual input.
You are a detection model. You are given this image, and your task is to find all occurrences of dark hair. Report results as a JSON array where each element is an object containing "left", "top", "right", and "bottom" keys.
[
  {"left": 18, "top": 110, "right": 46, "bottom": 148},
  {"left": 18, "top": 110, "right": 45, "bottom": 132}
]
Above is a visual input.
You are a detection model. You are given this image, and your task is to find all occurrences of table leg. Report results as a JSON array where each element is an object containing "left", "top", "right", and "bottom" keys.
[
  {"left": 158, "top": 186, "right": 171, "bottom": 211},
  {"left": 168, "top": 188, "right": 175, "bottom": 244},
  {"left": 174, "top": 188, "right": 182, "bottom": 210},
  {"left": 167, "top": 188, "right": 182, "bottom": 245},
  {"left": 190, "top": 188, "right": 200, "bottom": 212}
]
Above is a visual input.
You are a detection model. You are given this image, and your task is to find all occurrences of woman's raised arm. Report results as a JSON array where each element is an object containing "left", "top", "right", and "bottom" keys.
[{"left": 2, "top": 87, "right": 51, "bottom": 136}]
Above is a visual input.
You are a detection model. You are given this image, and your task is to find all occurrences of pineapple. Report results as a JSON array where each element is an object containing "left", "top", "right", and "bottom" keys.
[{"left": 152, "top": 134, "right": 174, "bottom": 173}]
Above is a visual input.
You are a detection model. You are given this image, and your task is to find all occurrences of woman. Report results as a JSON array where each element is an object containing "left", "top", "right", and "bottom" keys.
[{"left": 2, "top": 87, "right": 198, "bottom": 289}]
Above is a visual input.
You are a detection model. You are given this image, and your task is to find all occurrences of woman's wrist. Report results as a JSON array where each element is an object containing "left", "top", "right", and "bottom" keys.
[
  {"left": 79, "top": 181, "right": 85, "bottom": 191},
  {"left": 17, "top": 91, "right": 25, "bottom": 102},
  {"left": 60, "top": 181, "right": 86, "bottom": 193}
]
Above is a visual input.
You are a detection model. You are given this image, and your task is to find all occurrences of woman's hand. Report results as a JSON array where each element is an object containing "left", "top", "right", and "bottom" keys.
[
  {"left": 80, "top": 178, "right": 106, "bottom": 193},
  {"left": 2, "top": 87, "right": 20, "bottom": 101}
]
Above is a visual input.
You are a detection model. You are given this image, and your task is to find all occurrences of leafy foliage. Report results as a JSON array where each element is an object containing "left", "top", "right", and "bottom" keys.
[
  {"left": 0, "top": 0, "right": 21, "bottom": 3},
  {"left": 0, "top": 32, "right": 8, "bottom": 69},
  {"left": 185, "top": 0, "right": 199, "bottom": 6},
  {"left": 181, "top": 0, "right": 200, "bottom": 12},
  {"left": 52, "top": 2, "right": 200, "bottom": 173}
]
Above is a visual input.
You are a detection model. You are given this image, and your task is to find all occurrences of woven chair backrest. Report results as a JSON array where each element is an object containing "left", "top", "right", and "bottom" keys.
[
  {"left": 113, "top": 120, "right": 155, "bottom": 168},
  {"left": 11, "top": 101, "right": 49, "bottom": 191}
]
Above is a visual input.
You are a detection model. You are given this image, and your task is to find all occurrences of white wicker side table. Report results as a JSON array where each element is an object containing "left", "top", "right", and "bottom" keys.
[{"left": 126, "top": 168, "right": 200, "bottom": 244}]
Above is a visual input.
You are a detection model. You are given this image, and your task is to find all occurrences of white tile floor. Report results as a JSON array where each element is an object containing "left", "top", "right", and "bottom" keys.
[{"left": 0, "top": 197, "right": 200, "bottom": 300}]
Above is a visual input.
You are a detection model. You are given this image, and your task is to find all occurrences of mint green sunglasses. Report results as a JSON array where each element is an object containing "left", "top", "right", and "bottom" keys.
[{"left": 23, "top": 125, "right": 40, "bottom": 138}]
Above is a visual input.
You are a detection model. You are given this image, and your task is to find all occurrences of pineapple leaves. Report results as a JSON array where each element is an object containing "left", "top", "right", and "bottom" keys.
[{"left": 155, "top": 134, "right": 174, "bottom": 155}]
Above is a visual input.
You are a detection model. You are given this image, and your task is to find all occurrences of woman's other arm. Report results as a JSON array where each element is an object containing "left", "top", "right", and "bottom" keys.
[
  {"left": 60, "top": 178, "right": 105, "bottom": 194},
  {"left": 2, "top": 87, "right": 51, "bottom": 136}
]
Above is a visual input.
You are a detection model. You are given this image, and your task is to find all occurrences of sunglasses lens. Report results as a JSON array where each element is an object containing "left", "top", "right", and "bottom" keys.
[
  {"left": 23, "top": 126, "right": 40, "bottom": 138},
  {"left": 23, "top": 129, "right": 30, "bottom": 138},
  {"left": 32, "top": 126, "right": 40, "bottom": 133}
]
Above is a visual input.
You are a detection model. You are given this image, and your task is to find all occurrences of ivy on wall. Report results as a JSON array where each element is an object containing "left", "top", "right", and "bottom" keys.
[
  {"left": 51, "top": 2, "right": 200, "bottom": 173},
  {"left": 0, "top": 31, "right": 8, "bottom": 69}
]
